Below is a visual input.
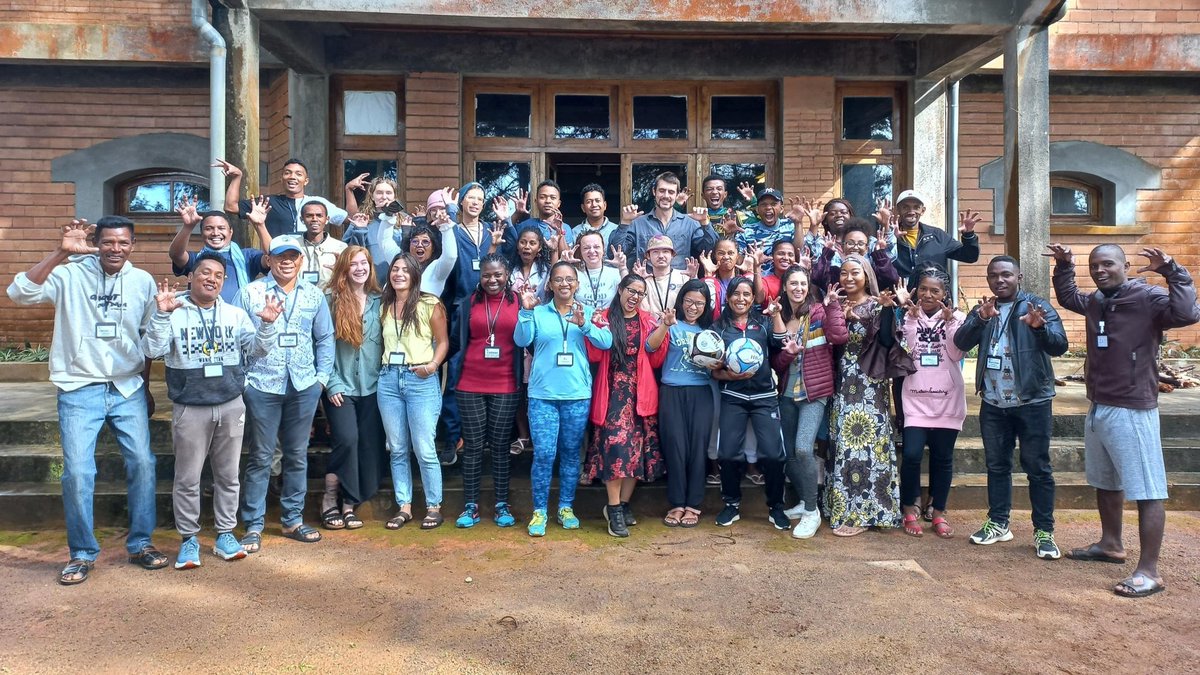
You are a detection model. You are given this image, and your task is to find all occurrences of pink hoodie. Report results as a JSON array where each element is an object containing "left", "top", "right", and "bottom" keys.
[{"left": 901, "top": 309, "right": 967, "bottom": 431}]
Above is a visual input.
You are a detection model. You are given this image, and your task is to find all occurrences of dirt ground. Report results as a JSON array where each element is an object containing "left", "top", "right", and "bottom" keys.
[{"left": 0, "top": 508, "right": 1197, "bottom": 674}]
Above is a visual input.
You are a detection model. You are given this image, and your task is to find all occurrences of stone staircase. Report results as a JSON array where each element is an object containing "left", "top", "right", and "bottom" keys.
[{"left": 0, "top": 380, "right": 1197, "bottom": 529}]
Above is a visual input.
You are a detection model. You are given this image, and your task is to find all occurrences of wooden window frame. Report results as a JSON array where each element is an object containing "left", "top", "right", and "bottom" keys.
[
  {"left": 463, "top": 151, "right": 541, "bottom": 199},
  {"left": 622, "top": 84, "right": 696, "bottom": 149},
  {"left": 836, "top": 83, "right": 903, "bottom": 158},
  {"left": 337, "top": 150, "right": 406, "bottom": 213},
  {"left": 464, "top": 83, "right": 541, "bottom": 149},
  {"left": 701, "top": 83, "right": 777, "bottom": 151},
  {"left": 833, "top": 156, "right": 899, "bottom": 225},
  {"left": 332, "top": 75, "right": 405, "bottom": 153},
  {"left": 696, "top": 153, "right": 777, "bottom": 209},
  {"left": 116, "top": 170, "right": 210, "bottom": 235},
  {"left": 545, "top": 86, "right": 620, "bottom": 149}
]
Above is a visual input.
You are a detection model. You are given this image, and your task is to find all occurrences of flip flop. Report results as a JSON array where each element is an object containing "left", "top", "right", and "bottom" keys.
[
  {"left": 1114, "top": 575, "right": 1166, "bottom": 598},
  {"left": 282, "top": 524, "right": 322, "bottom": 543},
  {"left": 1067, "top": 546, "right": 1126, "bottom": 564},
  {"left": 386, "top": 511, "right": 413, "bottom": 530}
]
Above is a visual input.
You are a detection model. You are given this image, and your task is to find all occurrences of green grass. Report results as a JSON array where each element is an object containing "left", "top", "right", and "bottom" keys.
[{"left": 0, "top": 344, "right": 48, "bottom": 363}]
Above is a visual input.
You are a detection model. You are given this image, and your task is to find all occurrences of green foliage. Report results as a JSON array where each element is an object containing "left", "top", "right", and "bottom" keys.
[{"left": 0, "top": 344, "right": 48, "bottom": 362}]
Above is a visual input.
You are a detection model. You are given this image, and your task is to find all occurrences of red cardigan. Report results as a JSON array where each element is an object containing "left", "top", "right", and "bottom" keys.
[
  {"left": 586, "top": 309, "right": 667, "bottom": 424},
  {"left": 770, "top": 300, "right": 849, "bottom": 401}
]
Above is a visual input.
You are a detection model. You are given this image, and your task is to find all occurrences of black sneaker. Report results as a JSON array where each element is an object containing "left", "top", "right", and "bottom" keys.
[
  {"left": 715, "top": 503, "right": 741, "bottom": 527},
  {"left": 621, "top": 501, "right": 637, "bottom": 527},
  {"left": 438, "top": 443, "right": 458, "bottom": 467},
  {"left": 767, "top": 508, "right": 790, "bottom": 531},
  {"left": 605, "top": 503, "right": 629, "bottom": 537}
]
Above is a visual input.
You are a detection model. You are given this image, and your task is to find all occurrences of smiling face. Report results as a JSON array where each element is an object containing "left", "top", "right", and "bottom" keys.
[
  {"left": 517, "top": 230, "right": 542, "bottom": 263},
  {"left": 842, "top": 230, "right": 869, "bottom": 257},
  {"left": 95, "top": 226, "right": 134, "bottom": 275},
  {"left": 916, "top": 275, "right": 947, "bottom": 314},
  {"left": 839, "top": 259, "right": 867, "bottom": 296},
  {"left": 480, "top": 260, "right": 508, "bottom": 297},
  {"left": 771, "top": 241, "right": 796, "bottom": 275},
  {"left": 714, "top": 239, "right": 737, "bottom": 272},
  {"left": 347, "top": 251, "right": 371, "bottom": 287},
  {"left": 680, "top": 290, "right": 707, "bottom": 324},
  {"left": 372, "top": 182, "right": 395, "bottom": 208},
  {"left": 727, "top": 281, "right": 754, "bottom": 317},
  {"left": 654, "top": 179, "right": 678, "bottom": 212},
  {"left": 823, "top": 201, "right": 851, "bottom": 233},
  {"left": 462, "top": 187, "right": 485, "bottom": 220},
  {"left": 701, "top": 178, "right": 726, "bottom": 210},
  {"left": 549, "top": 266, "right": 578, "bottom": 302},
  {"left": 201, "top": 215, "right": 232, "bottom": 249},
  {"left": 986, "top": 260, "right": 1021, "bottom": 301},
  {"left": 579, "top": 233, "right": 604, "bottom": 269},
  {"left": 301, "top": 203, "right": 328, "bottom": 238},
  {"left": 189, "top": 258, "right": 226, "bottom": 305},
  {"left": 270, "top": 250, "right": 302, "bottom": 285},
  {"left": 620, "top": 279, "right": 646, "bottom": 316},
  {"left": 536, "top": 185, "right": 561, "bottom": 220},
  {"left": 389, "top": 257, "right": 414, "bottom": 292},
  {"left": 785, "top": 270, "right": 809, "bottom": 306},
  {"left": 896, "top": 198, "right": 924, "bottom": 231},
  {"left": 582, "top": 190, "right": 606, "bottom": 221},
  {"left": 755, "top": 196, "right": 780, "bottom": 226},
  {"left": 281, "top": 162, "right": 309, "bottom": 197},
  {"left": 1089, "top": 247, "right": 1129, "bottom": 291},
  {"left": 408, "top": 232, "right": 434, "bottom": 264}
]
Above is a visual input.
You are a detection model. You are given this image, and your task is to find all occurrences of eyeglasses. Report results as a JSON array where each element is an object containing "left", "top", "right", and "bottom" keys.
[
  {"left": 623, "top": 288, "right": 647, "bottom": 298},
  {"left": 682, "top": 299, "right": 707, "bottom": 308},
  {"left": 843, "top": 241, "right": 869, "bottom": 250},
  {"left": 550, "top": 277, "right": 576, "bottom": 285}
]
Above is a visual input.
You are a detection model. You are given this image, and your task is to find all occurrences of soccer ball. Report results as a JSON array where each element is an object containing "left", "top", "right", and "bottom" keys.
[
  {"left": 724, "top": 337, "right": 764, "bottom": 376},
  {"left": 689, "top": 329, "right": 726, "bottom": 368}
]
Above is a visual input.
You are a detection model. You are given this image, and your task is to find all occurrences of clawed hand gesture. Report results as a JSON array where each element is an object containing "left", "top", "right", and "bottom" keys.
[
  {"left": 431, "top": 209, "right": 452, "bottom": 230},
  {"left": 211, "top": 158, "right": 242, "bottom": 178},
  {"left": 566, "top": 301, "right": 586, "bottom": 327},
  {"left": 690, "top": 206, "right": 709, "bottom": 224},
  {"left": 606, "top": 246, "right": 627, "bottom": 272},
  {"left": 545, "top": 208, "right": 565, "bottom": 234},
  {"left": 798, "top": 197, "right": 823, "bottom": 231},
  {"left": 257, "top": 294, "right": 284, "bottom": 323},
  {"left": 1019, "top": 304, "right": 1046, "bottom": 329},
  {"left": 621, "top": 204, "right": 644, "bottom": 225},
  {"left": 660, "top": 307, "right": 677, "bottom": 327},
  {"left": 59, "top": 220, "right": 99, "bottom": 256},
  {"left": 397, "top": 213, "right": 415, "bottom": 231},
  {"left": 519, "top": 285, "right": 540, "bottom": 310},
  {"left": 347, "top": 212, "right": 370, "bottom": 229},
  {"left": 1136, "top": 247, "right": 1172, "bottom": 274},
  {"left": 737, "top": 181, "right": 755, "bottom": 202},
  {"left": 439, "top": 186, "right": 459, "bottom": 209},
  {"left": 879, "top": 289, "right": 900, "bottom": 309},
  {"left": 976, "top": 295, "right": 999, "bottom": 320},
  {"left": 512, "top": 189, "right": 529, "bottom": 217},
  {"left": 491, "top": 195, "right": 511, "bottom": 221},
  {"left": 155, "top": 278, "right": 183, "bottom": 313},
  {"left": 410, "top": 204, "right": 427, "bottom": 219},
  {"left": 719, "top": 212, "right": 743, "bottom": 236},
  {"left": 959, "top": 210, "right": 982, "bottom": 235},
  {"left": 247, "top": 195, "right": 271, "bottom": 226},
  {"left": 874, "top": 198, "right": 893, "bottom": 228},
  {"left": 559, "top": 246, "right": 579, "bottom": 265},
  {"left": 824, "top": 283, "right": 844, "bottom": 307},
  {"left": 762, "top": 297, "right": 782, "bottom": 317},
  {"left": 822, "top": 232, "right": 843, "bottom": 257},
  {"left": 676, "top": 188, "right": 693, "bottom": 206},
  {"left": 1042, "top": 243, "right": 1073, "bottom": 265},
  {"left": 781, "top": 334, "right": 802, "bottom": 356},
  {"left": 684, "top": 256, "right": 700, "bottom": 279},
  {"left": 489, "top": 220, "right": 507, "bottom": 247},
  {"left": 939, "top": 304, "right": 957, "bottom": 323},
  {"left": 345, "top": 172, "right": 370, "bottom": 192},
  {"left": 176, "top": 196, "right": 202, "bottom": 228},
  {"left": 698, "top": 251, "right": 717, "bottom": 277}
]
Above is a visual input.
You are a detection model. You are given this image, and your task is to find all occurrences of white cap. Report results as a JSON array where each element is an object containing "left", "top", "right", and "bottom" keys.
[
  {"left": 896, "top": 189, "right": 925, "bottom": 206},
  {"left": 268, "top": 235, "right": 303, "bottom": 256}
]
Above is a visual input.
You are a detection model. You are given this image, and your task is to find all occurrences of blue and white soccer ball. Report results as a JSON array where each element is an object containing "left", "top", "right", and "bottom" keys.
[{"left": 724, "top": 337, "right": 764, "bottom": 376}]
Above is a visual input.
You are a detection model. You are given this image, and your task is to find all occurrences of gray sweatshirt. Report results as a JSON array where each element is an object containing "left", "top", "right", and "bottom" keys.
[
  {"left": 142, "top": 295, "right": 277, "bottom": 406},
  {"left": 7, "top": 255, "right": 155, "bottom": 397}
]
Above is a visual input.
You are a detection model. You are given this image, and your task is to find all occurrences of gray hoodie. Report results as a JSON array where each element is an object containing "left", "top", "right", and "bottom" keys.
[{"left": 7, "top": 255, "right": 155, "bottom": 397}]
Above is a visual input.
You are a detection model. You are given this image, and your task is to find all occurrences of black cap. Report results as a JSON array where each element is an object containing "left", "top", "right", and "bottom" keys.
[{"left": 756, "top": 187, "right": 784, "bottom": 203}]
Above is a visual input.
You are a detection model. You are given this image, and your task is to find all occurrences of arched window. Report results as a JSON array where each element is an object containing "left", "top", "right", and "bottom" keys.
[
  {"left": 1049, "top": 175, "right": 1100, "bottom": 225},
  {"left": 117, "top": 172, "right": 210, "bottom": 221}
]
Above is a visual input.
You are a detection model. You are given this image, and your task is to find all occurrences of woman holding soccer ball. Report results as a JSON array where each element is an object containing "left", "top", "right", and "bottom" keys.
[{"left": 709, "top": 276, "right": 790, "bottom": 530}]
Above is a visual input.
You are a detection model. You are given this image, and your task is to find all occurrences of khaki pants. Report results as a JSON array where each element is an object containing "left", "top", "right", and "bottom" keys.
[{"left": 172, "top": 398, "right": 246, "bottom": 536}]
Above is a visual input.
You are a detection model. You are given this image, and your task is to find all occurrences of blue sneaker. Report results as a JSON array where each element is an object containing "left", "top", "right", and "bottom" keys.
[
  {"left": 494, "top": 502, "right": 516, "bottom": 528},
  {"left": 527, "top": 509, "right": 548, "bottom": 537},
  {"left": 557, "top": 506, "right": 580, "bottom": 530},
  {"left": 213, "top": 532, "right": 247, "bottom": 561},
  {"left": 175, "top": 536, "right": 201, "bottom": 570},
  {"left": 456, "top": 503, "right": 481, "bottom": 529}
]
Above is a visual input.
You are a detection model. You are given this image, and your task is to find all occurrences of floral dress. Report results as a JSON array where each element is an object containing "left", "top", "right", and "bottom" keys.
[
  {"left": 824, "top": 300, "right": 901, "bottom": 529},
  {"left": 586, "top": 321, "right": 663, "bottom": 482}
]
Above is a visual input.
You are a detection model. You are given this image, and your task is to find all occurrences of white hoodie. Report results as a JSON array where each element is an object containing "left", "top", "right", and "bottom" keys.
[{"left": 7, "top": 255, "right": 156, "bottom": 397}]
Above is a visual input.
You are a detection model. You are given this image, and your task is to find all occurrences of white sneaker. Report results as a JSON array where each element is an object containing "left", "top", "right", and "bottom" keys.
[
  {"left": 783, "top": 501, "right": 806, "bottom": 520},
  {"left": 791, "top": 510, "right": 821, "bottom": 539}
]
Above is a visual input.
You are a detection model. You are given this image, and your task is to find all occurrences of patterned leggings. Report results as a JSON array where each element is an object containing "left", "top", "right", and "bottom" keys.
[
  {"left": 527, "top": 397, "right": 590, "bottom": 512},
  {"left": 455, "top": 391, "right": 519, "bottom": 505}
]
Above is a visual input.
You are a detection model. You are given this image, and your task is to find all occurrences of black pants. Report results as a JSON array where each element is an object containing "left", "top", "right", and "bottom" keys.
[
  {"left": 717, "top": 395, "right": 785, "bottom": 508},
  {"left": 900, "top": 426, "right": 958, "bottom": 511},
  {"left": 455, "top": 391, "right": 519, "bottom": 505},
  {"left": 659, "top": 384, "right": 712, "bottom": 510},
  {"left": 980, "top": 400, "right": 1056, "bottom": 532},
  {"left": 324, "top": 392, "right": 385, "bottom": 505}
]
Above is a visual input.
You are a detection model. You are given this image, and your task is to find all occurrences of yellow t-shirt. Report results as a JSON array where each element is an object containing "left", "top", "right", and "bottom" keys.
[
  {"left": 381, "top": 294, "right": 440, "bottom": 365},
  {"left": 900, "top": 226, "right": 919, "bottom": 249}
]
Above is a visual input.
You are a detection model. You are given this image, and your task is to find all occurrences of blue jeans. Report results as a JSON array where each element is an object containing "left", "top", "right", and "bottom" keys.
[
  {"left": 378, "top": 365, "right": 443, "bottom": 507},
  {"left": 527, "top": 398, "right": 589, "bottom": 512},
  {"left": 57, "top": 383, "right": 155, "bottom": 561},
  {"left": 241, "top": 383, "right": 322, "bottom": 531},
  {"left": 980, "top": 400, "right": 1056, "bottom": 532}
]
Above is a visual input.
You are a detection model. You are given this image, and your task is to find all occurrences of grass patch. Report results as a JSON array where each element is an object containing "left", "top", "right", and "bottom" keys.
[{"left": 0, "top": 344, "right": 49, "bottom": 363}]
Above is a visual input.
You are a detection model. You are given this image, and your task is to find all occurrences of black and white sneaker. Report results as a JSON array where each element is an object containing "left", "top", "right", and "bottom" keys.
[
  {"left": 621, "top": 501, "right": 637, "bottom": 527},
  {"left": 715, "top": 503, "right": 741, "bottom": 527},
  {"left": 437, "top": 443, "right": 458, "bottom": 467},
  {"left": 767, "top": 508, "right": 791, "bottom": 531},
  {"left": 1034, "top": 529, "right": 1062, "bottom": 560},
  {"left": 605, "top": 503, "right": 629, "bottom": 537},
  {"left": 969, "top": 518, "right": 1013, "bottom": 545}
]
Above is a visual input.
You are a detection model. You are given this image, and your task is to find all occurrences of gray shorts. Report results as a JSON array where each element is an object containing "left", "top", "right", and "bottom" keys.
[{"left": 1084, "top": 403, "right": 1168, "bottom": 501}]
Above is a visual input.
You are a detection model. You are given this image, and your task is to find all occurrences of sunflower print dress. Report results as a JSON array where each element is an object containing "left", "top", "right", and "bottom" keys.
[{"left": 824, "top": 300, "right": 901, "bottom": 529}]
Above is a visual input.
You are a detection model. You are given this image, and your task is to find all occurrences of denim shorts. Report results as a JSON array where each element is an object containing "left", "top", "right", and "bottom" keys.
[{"left": 1084, "top": 403, "right": 1168, "bottom": 501}]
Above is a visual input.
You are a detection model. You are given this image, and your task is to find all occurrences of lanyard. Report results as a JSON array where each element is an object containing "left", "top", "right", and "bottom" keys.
[
  {"left": 276, "top": 286, "right": 299, "bottom": 327},
  {"left": 97, "top": 266, "right": 122, "bottom": 318},
  {"left": 303, "top": 235, "right": 324, "bottom": 272},
  {"left": 583, "top": 267, "right": 602, "bottom": 307},
  {"left": 198, "top": 302, "right": 220, "bottom": 353},
  {"left": 461, "top": 222, "right": 484, "bottom": 260},
  {"left": 650, "top": 272, "right": 669, "bottom": 311},
  {"left": 483, "top": 294, "right": 503, "bottom": 346},
  {"left": 555, "top": 305, "right": 573, "bottom": 351},
  {"left": 391, "top": 300, "right": 405, "bottom": 342}
]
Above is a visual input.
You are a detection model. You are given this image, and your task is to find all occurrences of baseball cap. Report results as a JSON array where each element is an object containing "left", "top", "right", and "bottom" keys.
[
  {"left": 268, "top": 235, "right": 303, "bottom": 256},
  {"left": 757, "top": 187, "right": 784, "bottom": 203},
  {"left": 896, "top": 189, "right": 926, "bottom": 206},
  {"left": 647, "top": 235, "right": 675, "bottom": 253}
]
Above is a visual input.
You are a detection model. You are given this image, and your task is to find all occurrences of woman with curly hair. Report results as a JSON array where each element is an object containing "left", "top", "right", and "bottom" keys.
[
  {"left": 506, "top": 224, "right": 556, "bottom": 455},
  {"left": 825, "top": 253, "right": 902, "bottom": 536}
]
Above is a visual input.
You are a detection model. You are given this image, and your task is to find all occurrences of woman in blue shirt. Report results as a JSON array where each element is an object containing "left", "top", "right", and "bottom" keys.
[{"left": 513, "top": 260, "right": 612, "bottom": 537}]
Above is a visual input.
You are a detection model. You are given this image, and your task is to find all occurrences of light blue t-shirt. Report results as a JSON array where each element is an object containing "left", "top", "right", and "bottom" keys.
[
  {"left": 653, "top": 322, "right": 711, "bottom": 387},
  {"left": 513, "top": 304, "right": 612, "bottom": 401}
]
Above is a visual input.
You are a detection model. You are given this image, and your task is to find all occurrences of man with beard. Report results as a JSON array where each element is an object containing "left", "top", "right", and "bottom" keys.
[{"left": 617, "top": 172, "right": 718, "bottom": 270}]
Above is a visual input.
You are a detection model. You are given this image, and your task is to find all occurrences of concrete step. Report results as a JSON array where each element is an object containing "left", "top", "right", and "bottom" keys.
[
  {"left": 930, "top": 437, "right": 1200, "bottom": 473},
  {"left": 1, "top": 472, "right": 1197, "bottom": 529}
]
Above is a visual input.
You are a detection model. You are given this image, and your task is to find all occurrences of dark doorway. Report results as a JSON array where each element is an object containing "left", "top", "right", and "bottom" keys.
[{"left": 548, "top": 153, "right": 621, "bottom": 225}]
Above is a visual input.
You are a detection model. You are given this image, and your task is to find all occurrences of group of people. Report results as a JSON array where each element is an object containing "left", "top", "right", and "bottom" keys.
[{"left": 10, "top": 157, "right": 1196, "bottom": 600}]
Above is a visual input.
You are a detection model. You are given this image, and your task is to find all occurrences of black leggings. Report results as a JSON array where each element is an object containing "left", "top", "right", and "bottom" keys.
[
  {"left": 455, "top": 391, "right": 519, "bottom": 505},
  {"left": 899, "top": 426, "right": 958, "bottom": 512},
  {"left": 658, "top": 385, "right": 712, "bottom": 510}
]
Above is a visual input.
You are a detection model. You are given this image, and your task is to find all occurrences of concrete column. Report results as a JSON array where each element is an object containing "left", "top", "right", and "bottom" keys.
[
  {"left": 216, "top": 6, "right": 259, "bottom": 246},
  {"left": 911, "top": 79, "right": 948, "bottom": 232},
  {"left": 288, "top": 71, "right": 331, "bottom": 199},
  {"left": 1002, "top": 25, "right": 1051, "bottom": 299}
]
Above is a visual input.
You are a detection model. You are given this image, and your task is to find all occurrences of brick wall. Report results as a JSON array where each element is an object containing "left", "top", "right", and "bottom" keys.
[
  {"left": 780, "top": 77, "right": 837, "bottom": 202},
  {"left": 956, "top": 90, "right": 1200, "bottom": 348},
  {"left": 0, "top": 0, "right": 192, "bottom": 24},
  {"left": 1054, "top": 0, "right": 1200, "bottom": 35},
  {"left": 403, "top": 73, "right": 462, "bottom": 208}
]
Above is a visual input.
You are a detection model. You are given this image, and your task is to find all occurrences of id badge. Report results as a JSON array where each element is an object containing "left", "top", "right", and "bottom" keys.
[
  {"left": 986, "top": 356, "right": 1002, "bottom": 371},
  {"left": 203, "top": 363, "right": 224, "bottom": 378},
  {"left": 95, "top": 322, "right": 117, "bottom": 339},
  {"left": 1097, "top": 335, "right": 1109, "bottom": 349},
  {"left": 920, "top": 353, "right": 940, "bottom": 367},
  {"left": 556, "top": 352, "right": 574, "bottom": 367},
  {"left": 472, "top": 259, "right": 481, "bottom": 271},
  {"left": 301, "top": 271, "right": 319, "bottom": 284},
  {"left": 388, "top": 351, "right": 407, "bottom": 366},
  {"left": 483, "top": 346, "right": 501, "bottom": 360},
  {"left": 278, "top": 333, "right": 299, "bottom": 348}
]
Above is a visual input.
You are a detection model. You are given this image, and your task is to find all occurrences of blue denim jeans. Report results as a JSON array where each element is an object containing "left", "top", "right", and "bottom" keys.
[
  {"left": 527, "top": 398, "right": 589, "bottom": 512},
  {"left": 378, "top": 365, "right": 443, "bottom": 507},
  {"left": 57, "top": 383, "right": 155, "bottom": 561},
  {"left": 241, "top": 383, "right": 322, "bottom": 531}
]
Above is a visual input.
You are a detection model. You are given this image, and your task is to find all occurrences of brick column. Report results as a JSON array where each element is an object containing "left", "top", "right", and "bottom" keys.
[
  {"left": 404, "top": 73, "right": 462, "bottom": 209},
  {"left": 780, "top": 77, "right": 837, "bottom": 202}
]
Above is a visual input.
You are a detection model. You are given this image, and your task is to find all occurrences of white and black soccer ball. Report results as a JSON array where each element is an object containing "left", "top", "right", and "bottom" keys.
[{"left": 689, "top": 329, "right": 726, "bottom": 369}]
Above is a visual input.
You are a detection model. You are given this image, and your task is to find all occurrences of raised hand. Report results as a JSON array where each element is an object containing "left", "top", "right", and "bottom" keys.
[
  {"left": 676, "top": 187, "right": 692, "bottom": 206},
  {"left": 879, "top": 289, "right": 898, "bottom": 308},
  {"left": 690, "top": 206, "right": 709, "bottom": 224},
  {"left": 874, "top": 198, "right": 893, "bottom": 228},
  {"left": 685, "top": 256, "right": 700, "bottom": 279},
  {"left": 976, "top": 295, "right": 999, "bottom": 320},
  {"left": 826, "top": 282, "right": 846, "bottom": 307},
  {"left": 59, "top": 219, "right": 99, "bottom": 255},
  {"left": 410, "top": 204, "right": 427, "bottom": 218},
  {"left": 519, "top": 285, "right": 540, "bottom": 310},
  {"left": 621, "top": 204, "right": 644, "bottom": 225},
  {"left": 492, "top": 196, "right": 511, "bottom": 221},
  {"left": 894, "top": 285, "right": 911, "bottom": 308},
  {"left": 546, "top": 233, "right": 562, "bottom": 253},
  {"left": 566, "top": 301, "right": 586, "bottom": 327},
  {"left": 398, "top": 213, "right": 416, "bottom": 232},
  {"left": 637, "top": 260, "right": 653, "bottom": 279},
  {"left": 737, "top": 181, "right": 755, "bottom": 201},
  {"left": 513, "top": 188, "right": 529, "bottom": 216},
  {"left": 1042, "top": 243, "right": 1073, "bottom": 265},
  {"left": 800, "top": 197, "right": 823, "bottom": 230},
  {"left": 822, "top": 232, "right": 843, "bottom": 257},
  {"left": 719, "top": 212, "right": 743, "bottom": 236},
  {"left": 155, "top": 278, "right": 183, "bottom": 313},
  {"left": 431, "top": 209, "right": 453, "bottom": 229},
  {"left": 940, "top": 304, "right": 956, "bottom": 323},
  {"left": 1136, "top": 247, "right": 1172, "bottom": 274},
  {"left": 211, "top": 158, "right": 242, "bottom": 178},
  {"left": 959, "top": 209, "right": 982, "bottom": 235},
  {"left": 176, "top": 196, "right": 202, "bottom": 228},
  {"left": 786, "top": 197, "right": 805, "bottom": 224},
  {"left": 345, "top": 172, "right": 370, "bottom": 192},
  {"left": 546, "top": 208, "right": 564, "bottom": 233},
  {"left": 489, "top": 220, "right": 506, "bottom": 248},
  {"left": 606, "top": 245, "right": 627, "bottom": 272},
  {"left": 439, "top": 186, "right": 459, "bottom": 208},
  {"left": 699, "top": 251, "right": 716, "bottom": 276},
  {"left": 247, "top": 195, "right": 271, "bottom": 226},
  {"left": 559, "top": 246, "right": 579, "bottom": 265},
  {"left": 258, "top": 294, "right": 284, "bottom": 323},
  {"left": 347, "top": 212, "right": 370, "bottom": 229},
  {"left": 661, "top": 307, "right": 677, "bottom": 327},
  {"left": 781, "top": 334, "right": 801, "bottom": 355},
  {"left": 1019, "top": 303, "right": 1047, "bottom": 329},
  {"left": 762, "top": 297, "right": 782, "bottom": 317}
]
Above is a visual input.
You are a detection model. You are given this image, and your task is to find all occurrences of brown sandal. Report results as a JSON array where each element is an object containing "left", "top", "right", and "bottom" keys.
[
  {"left": 662, "top": 508, "right": 685, "bottom": 527},
  {"left": 680, "top": 508, "right": 701, "bottom": 528}
]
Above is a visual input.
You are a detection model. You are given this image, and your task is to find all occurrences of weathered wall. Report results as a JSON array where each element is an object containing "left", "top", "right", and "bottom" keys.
[
  {"left": 780, "top": 77, "right": 837, "bottom": 204},
  {"left": 403, "top": 73, "right": 462, "bottom": 210}
]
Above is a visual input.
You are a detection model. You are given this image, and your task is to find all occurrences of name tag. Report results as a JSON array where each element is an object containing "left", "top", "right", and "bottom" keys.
[
  {"left": 278, "top": 333, "right": 299, "bottom": 348},
  {"left": 985, "top": 356, "right": 1002, "bottom": 371},
  {"left": 95, "top": 322, "right": 117, "bottom": 339},
  {"left": 203, "top": 363, "right": 224, "bottom": 378},
  {"left": 920, "top": 353, "right": 940, "bottom": 367},
  {"left": 472, "top": 259, "right": 481, "bottom": 271},
  {"left": 483, "top": 346, "right": 501, "bottom": 360},
  {"left": 556, "top": 352, "right": 574, "bottom": 367},
  {"left": 301, "top": 271, "right": 320, "bottom": 284},
  {"left": 388, "top": 351, "right": 407, "bottom": 366},
  {"left": 1096, "top": 335, "right": 1108, "bottom": 349}
]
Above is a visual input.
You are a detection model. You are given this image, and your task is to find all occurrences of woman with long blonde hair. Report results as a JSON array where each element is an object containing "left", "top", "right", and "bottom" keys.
[{"left": 320, "top": 245, "right": 385, "bottom": 529}]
